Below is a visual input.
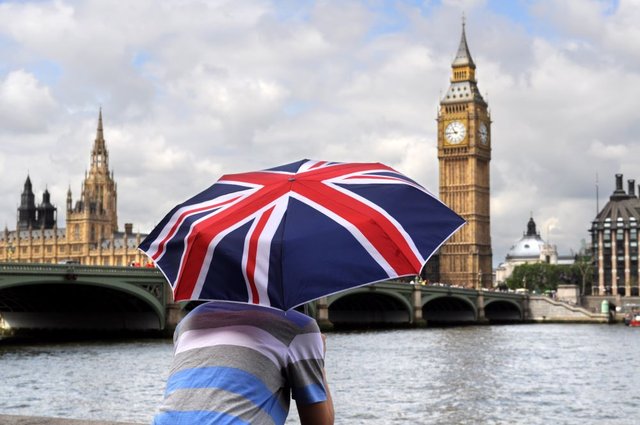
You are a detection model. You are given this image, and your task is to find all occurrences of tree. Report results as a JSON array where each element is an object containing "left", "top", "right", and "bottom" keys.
[
  {"left": 569, "top": 247, "right": 594, "bottom": 296},
  {"left": 505, "top": 262, "right": 571, "bottom": 293}
]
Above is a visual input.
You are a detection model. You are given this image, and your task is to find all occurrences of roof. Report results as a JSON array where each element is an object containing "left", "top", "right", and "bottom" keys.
[
  {"left": 452, "top": 22, "right": 475, "bottom": 68},
  {"left": 441, "top": 81, "right": 486, "bottom": 105},
  {"left": 506, "top": 217, "right": 547, "bottom": 259},
  {"left": 592, "top": 174, "right": 640, "bottom": 229}
]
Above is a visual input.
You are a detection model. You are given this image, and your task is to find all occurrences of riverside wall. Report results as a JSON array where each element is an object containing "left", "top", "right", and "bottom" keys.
[{"left": 527, "top": 296, "right": 610, "bottom": 323}]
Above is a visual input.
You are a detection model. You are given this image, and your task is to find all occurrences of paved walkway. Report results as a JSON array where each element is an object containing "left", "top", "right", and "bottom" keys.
[{"left": 0, "top": 415, "right": 143, "bottom": 425}]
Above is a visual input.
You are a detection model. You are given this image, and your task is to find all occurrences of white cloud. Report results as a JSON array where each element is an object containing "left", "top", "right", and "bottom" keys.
[{"left": 0, "top": 70, "right": 57, "bottom": 133}]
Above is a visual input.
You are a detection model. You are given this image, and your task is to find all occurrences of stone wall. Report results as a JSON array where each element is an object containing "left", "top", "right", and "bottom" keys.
[{"left": 528, "top": 296, "right": 609, "bottom": 323}]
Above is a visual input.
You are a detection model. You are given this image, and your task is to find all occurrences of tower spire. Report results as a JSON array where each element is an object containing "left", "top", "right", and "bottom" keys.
[
  {"left": 452, "top": 17, "right": 475, "bottom": 69},
  {"left": 97, "top": 107, "right": 104, "bottom": 142},
  {"left": 90, "top": 108, "right": 109, "bottom": 173}
]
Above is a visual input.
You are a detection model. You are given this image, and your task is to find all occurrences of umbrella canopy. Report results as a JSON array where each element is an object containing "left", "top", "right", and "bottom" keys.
[{"left": 139, "top": 159, "right": 464, "bottom": 310}]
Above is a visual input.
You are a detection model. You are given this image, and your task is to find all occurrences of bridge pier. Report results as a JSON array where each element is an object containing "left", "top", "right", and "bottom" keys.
[
  {"left": 476, "top": 290, "right": 488, "bottom": 324},
  {"left": 316, "top": 297, "right": 333, "bottom": 331},
  {"left": 412, "top": 284, "right": 426, "bottom": 327}
]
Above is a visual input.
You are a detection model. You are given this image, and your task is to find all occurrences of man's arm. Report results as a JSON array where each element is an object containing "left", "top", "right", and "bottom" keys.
[
  {"left": 297, "top": 369, "right": 334, "bottom": 425},
  {"left": 297, "top": 334, "right": 334, "bottom": 425}
]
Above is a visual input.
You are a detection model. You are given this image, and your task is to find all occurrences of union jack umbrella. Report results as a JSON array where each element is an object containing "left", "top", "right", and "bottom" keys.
[{"left": 139, "top": 159, "right": 464, "bottom": 310}]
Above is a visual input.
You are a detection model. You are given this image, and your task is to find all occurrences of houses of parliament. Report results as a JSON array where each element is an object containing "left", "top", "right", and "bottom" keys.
[
  {"left": 0, "top": 23, "right": 493, "bottom": 289},
  {"left": 0, "top": 110, "right": 149, "bottom": 267}
]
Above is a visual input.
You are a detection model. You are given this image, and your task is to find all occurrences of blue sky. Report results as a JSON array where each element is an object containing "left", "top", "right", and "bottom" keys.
[{"left": 0, "top": 0, "right": 637, "bottom": 269}]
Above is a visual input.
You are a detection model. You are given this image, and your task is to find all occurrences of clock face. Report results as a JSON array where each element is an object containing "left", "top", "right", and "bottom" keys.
[
  {"left": 479, "top": 122, "right": 488, "bottom": 144},
  {"left": 444, "top": 121, "right": 466, "bottom": 144}
]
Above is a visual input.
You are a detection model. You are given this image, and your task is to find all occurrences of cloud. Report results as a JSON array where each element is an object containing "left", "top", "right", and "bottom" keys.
[{"left": 0, "top": 70, "right": 57, "bottom": 133}]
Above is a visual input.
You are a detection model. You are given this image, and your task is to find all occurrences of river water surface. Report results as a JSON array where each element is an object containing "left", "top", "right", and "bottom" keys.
[{"left": 1, "top": 324, "right": 639, "bottom": 424}]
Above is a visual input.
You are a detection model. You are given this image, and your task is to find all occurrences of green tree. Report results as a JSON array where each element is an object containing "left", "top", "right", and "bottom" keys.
[
  {"left": 505, "top": 262, "right": 572, "bottom": 293},
  {"left": 569, "top": 248, "right": 594, "bottom": 296}
]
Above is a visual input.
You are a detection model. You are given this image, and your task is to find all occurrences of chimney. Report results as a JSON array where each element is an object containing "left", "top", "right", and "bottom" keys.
[
  {"left": 615, "top": 174, "right": 623, "bottom": 191},
  {"left": 124, "top": 223, "right": 133, "bottom": 234},
  {"left": 628, "top": 179, "right": 636, "bottom": 197}
]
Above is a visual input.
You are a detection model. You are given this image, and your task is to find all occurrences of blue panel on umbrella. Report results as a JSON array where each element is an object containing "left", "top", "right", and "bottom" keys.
[
  {"left": 336, "top": 182, "right": 464, "bottom": 257},
  {"left": 199, "top": 221, "right": 251, "bottom": 302},
  {"left": 277, "top": 197, "right": 389, "bottom": 309}
]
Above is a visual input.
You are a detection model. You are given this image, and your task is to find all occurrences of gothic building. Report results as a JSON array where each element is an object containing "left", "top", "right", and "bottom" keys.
[
  {"left": 0, "top": 110, "right": 149, "bottom": 266},
  {"left": 590, "top": 174, "right": 640, "bottom": 296},
  {"left": 17, "top": 176, "right": 57, "bottom": 230},
  {"left": 437, "top": 22, "right": 493, "bottom": 288}
]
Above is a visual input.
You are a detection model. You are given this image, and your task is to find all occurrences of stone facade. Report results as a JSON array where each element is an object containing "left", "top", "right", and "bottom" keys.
[
  {"left": 437, "top": 22, "right": 492, "bottom": 288},
  {"left": 590, "top": 174, "right": 640, "bottom": 296}
]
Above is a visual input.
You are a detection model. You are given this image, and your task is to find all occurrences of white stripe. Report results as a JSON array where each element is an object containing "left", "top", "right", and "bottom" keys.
[
  {"left": 289, "top": 192, "right": 397, "bottom": 277},
  {"left": 189, "top": 213, "right": 256, "bottom": 300},
  {"left": 239, "top": 198, "right": 288, "bottom": 306},
  {"left": 146, "top": 192, "right": 250, "bottom": 259},
  {"left": 287, "top": 333, "right": 325, "bottom": 363},
  {"left": 176, "top": 326, "right": 288, "bottom": 368},
  {"left": 254, "top": 199, "right": 289, "bottom": 305},
  {"left": 297, "top": 160, "right": 339, "bottom": 173},
  {"left": 325, "top": 181, "right": 426, "bottom": 265},
  {"left": 328, "top": 168, "right": 429, "bottom": 194}
]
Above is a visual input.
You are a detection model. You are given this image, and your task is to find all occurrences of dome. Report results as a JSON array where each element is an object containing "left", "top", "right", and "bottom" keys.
[{"left": 506, "top": 217, "right": 546, "bottom": 259}]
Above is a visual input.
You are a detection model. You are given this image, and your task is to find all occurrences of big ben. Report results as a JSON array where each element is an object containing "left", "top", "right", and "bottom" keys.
[{"left": 437, "top": 22, "right": 492, "bottom": 288}]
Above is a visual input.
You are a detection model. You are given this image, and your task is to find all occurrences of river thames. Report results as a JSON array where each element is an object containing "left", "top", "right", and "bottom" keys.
[{"left": 1, "top": 324, "right": 638, "bottom": 424}]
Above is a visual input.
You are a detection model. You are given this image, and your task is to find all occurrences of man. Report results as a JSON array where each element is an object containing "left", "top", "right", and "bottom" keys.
[{"left": 152, "top": 300, "right": 334, "bottom": 424}]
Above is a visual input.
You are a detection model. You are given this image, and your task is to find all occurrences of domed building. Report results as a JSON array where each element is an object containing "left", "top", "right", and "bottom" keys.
[
  {"left": 590, "top": 174, "right": 640, "bottom": 296},
  {"left": 495, "top": 216, "right": 573, "bottom": 284}
]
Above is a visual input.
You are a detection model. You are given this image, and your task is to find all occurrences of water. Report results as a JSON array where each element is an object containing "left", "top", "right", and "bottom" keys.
[{"left": 1, "top": 324, "right": 639, "bottom": 424}]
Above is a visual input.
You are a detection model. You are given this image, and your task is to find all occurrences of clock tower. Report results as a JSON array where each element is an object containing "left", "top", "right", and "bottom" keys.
[{"left": 437, "top": 22, "right": 492, "bottom": 288}]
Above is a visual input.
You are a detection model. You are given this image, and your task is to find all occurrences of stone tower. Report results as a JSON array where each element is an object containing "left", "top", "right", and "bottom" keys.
[
  {"left": 66, "top": 109, "right": 118, "bottom": 250},
  {"left": 17, "top": 175, "right": 37, "bottom": 230},
  {"left": 437, "top": 21, "right": 492, "bottom": 288}
]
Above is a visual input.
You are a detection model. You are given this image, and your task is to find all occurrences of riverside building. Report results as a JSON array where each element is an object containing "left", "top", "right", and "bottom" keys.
[
  {"left": 495, "top": 216, "right": 574, "bottom": 285},
  {"left": 590, "top": 174, "right": 640, "bottom": 296},
  {"left": 0, "top": 110, "right": 149, "bottom": 266}
]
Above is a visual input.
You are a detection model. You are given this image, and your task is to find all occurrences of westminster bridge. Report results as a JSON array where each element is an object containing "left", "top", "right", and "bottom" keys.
[{"left": 0, "top": 263, "right": 531, "bottom": 338}]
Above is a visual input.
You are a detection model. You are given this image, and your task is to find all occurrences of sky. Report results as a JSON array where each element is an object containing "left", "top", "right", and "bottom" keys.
[{"left": 0, "top": 0, "right": 638, "bottom": 268}]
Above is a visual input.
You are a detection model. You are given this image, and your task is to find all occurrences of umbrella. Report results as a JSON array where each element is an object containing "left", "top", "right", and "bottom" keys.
[{"left": 139, "top": 159, "right": 464, "bottom": 310}]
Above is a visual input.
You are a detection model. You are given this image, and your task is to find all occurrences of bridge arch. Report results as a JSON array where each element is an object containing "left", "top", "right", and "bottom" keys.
[
  {"left": 422, "top": 295, "right": 477, "bottom": 324},
  {"left": 0, "top": 276, "right": 165, "bottom": 334},
  {"left": 484, "top": 299, "right": 523, "bottom": 323},
  {"left": 328, "top": 289, "right": 412, "bottom": 327}
]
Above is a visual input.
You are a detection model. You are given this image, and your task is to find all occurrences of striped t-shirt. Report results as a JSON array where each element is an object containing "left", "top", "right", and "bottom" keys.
[{"left": 152, "top": 301, "right": 327, "bottom": 425}]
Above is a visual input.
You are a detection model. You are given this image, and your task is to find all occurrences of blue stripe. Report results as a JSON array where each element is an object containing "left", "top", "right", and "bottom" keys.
[
  {"left": 152, "top": 410, "right": 250, "bottom": 425},
  {"left": 292, "top": 382, "right": 327, "bottom": 405},
  {"left": 166, "top": 366, "right": 287, "bottom": 424}
]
